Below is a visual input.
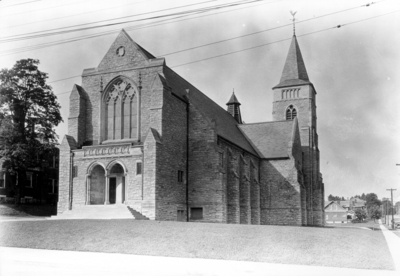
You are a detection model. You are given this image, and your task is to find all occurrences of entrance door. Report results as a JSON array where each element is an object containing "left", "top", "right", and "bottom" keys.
[{"left": 109, "top": 177, "right": 116, "bottom": 204}]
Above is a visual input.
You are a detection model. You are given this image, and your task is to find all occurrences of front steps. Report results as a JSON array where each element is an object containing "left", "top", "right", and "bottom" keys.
[{"left": 50, "top": 204, "right": 149, "bottom": 220}]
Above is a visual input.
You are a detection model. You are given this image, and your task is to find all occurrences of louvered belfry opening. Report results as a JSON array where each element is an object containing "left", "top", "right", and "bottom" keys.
[
  {"left": 226, "top": 92, "right": 243, "bottom": 124},
  {"left": 286, "top": 105, "right": 297, "bottom": 120}
]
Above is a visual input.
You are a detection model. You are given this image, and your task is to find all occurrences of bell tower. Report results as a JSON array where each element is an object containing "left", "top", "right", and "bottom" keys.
[{"left": 271, "top": 31, "right": 324, "bottom": 226}]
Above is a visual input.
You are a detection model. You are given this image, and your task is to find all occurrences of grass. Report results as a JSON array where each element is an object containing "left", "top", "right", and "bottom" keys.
[
  {"left": 0, "top": 219, "right": 395, "bottom": 270},
  {"left": 328, "top": 219, "right": 381, "bottom": 230}
]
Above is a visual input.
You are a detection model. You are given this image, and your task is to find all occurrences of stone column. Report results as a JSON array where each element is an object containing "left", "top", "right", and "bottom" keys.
[
  {"left": 85, "top": 174, "right": 91, "bottom": 205},
  {"left": 123, "top": 173, "right": 127, "bottom": 204},
  {"left": 104, "top": 174, "right": 110, "bottom": 204}
]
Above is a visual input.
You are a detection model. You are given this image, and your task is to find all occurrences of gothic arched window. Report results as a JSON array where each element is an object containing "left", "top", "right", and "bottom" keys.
[
  {"left": 103, "top": 77, "right": 139, "bottom": 141},
  {"left": 286, "top": 105, "right": 297, "bottom": 120}
]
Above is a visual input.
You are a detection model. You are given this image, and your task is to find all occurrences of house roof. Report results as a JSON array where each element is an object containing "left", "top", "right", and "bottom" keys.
[
  {"left": 340, "top": 200, "right": 350, "bottom": 207},
  {"left": 273, "top": 35, "right": 310, "bottom": 89},
  {"left": 238, "top": 120, "right": 294, "bottom": 159},
  {"left": 324, "top": 200, "right": 347, "bottom": 211},
  {"left": 162, "top": 66, "right": 258, "bottom": 156}
]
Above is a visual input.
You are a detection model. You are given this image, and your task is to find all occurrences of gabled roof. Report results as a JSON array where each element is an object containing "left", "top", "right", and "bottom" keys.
[
  {"left": 238, "top": 120, "right": 295, "bottom": 159},
  {"left": 162, "top": 67, "right": 258, "bottom": 156},
  {"left": 273, "top": 35, "right": 310, "bottom": 89},
  {"left": 325, "top": 200, "right": 347, "bottom": 211},
  {"left": 120, "top": 29, "right": 155, "bottom": 59}
]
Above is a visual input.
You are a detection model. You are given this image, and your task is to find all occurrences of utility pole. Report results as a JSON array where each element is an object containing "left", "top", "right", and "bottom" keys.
[{"left": 386, "top": 188, "right": 397, "bottom": 229}]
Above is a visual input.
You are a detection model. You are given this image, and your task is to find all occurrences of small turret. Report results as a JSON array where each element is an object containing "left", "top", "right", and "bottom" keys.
[{"left": 226, "top": 91, "right": 242, "bottom": 124}]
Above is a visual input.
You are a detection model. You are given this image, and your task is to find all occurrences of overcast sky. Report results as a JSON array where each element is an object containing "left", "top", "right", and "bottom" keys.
[{"left": 1, "top": 0, "right": 399, "bottom": 202}]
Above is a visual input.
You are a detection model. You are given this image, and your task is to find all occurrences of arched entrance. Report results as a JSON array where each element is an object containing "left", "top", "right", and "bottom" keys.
[
  {"left": 89, "top": 165, "right": 106, "bottom": 204},
  {"left": 108, "top": 163, "right": 125, "bottom": 204}
]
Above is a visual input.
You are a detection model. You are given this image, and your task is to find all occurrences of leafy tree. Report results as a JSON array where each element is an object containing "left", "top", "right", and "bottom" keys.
[
  {"left": 328, "top": 195, "right": 344, "bottom": 201},
  {"left": 370, "top": 207, "right": 382, "bottom": 222},
  {"left": 361, "top": 193, "right": 366, "bottom": 200},
  {"left": 0, "top": 59, "right": 62, "bottom": 202},
  {"left": 354, "top": 209, "right": 367, "bottom": 221}
]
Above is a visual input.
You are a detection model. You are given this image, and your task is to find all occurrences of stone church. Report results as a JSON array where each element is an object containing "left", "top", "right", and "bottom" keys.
[{"left": 58, "top": 29, "right": 324, "bottom": 226}]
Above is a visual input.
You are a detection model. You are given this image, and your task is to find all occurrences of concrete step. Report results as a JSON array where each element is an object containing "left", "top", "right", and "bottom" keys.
[{"left": 49, "top": 204, "right": 138, "bottom": 220}]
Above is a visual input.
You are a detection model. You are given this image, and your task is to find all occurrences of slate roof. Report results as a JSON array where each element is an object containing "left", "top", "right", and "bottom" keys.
[
  {"left": 273, "top": 35, "right": 310, "bottom": 89},
  {"left": 238, "top": 120, "right": 294, "bottom": 159},
  {"left": 162, "top": 66, "right": 258, "bottom": 156}
]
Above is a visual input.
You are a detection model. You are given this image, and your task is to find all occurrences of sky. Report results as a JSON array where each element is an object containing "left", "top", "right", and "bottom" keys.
[{"left": 0, "top": 0, "right": 399, "bottom": 202}]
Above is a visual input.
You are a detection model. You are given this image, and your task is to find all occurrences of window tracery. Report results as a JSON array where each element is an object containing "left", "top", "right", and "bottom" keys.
[
  {"left": 286, "top": 105, "right": 297, "bottom": 120},
  {"left": 104, "top": 78, "right": 139, "bottom": 141}
]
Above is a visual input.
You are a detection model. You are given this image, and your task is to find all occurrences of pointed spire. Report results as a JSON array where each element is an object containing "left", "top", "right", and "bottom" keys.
[
  {"left": 273, "top": 35, "right": 311, "bottom": 88},
  {"left": 226, "top": 90, "right": 242, "bottom": 124}
]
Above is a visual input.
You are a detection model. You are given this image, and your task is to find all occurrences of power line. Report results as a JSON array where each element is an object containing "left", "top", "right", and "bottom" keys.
[
  {"left": 0, "top": 0, "right": 278, "bottom": 56},
  {"left": 50, "top": 8, "right": 400, "bottom": 95},
  {"left": 171, "top": 9, "right": 400, "bottom": 68},
  {"left": 0, "top": 0, "right": 233, "bottom": 41},
  {"left": 0, "top": 0, "right": 41, "bottom": 8},
  {"left": 0, "top": 0, "right": 383, "bottom": 56},
  {"left": 2, "top": 0, "right": 156, "bottom": 30},
  {"left": 0, "top": 0, "right": 98, "bottom": 17}
]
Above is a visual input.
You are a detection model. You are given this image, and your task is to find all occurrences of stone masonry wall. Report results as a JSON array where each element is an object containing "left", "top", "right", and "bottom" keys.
[
  {"left": 155, "top": 87, "right": 188, "bottom": 221},
  {"left": 188, "top": 103, "right": 224, "bottom": 223},
  {"left": 218, "top": 140, "right": 260, "bottom": 225},
  {"left": 260, "top": 159, "right": 302, "bottom": 226},
  {"left": 57, "top": 136, "right": 75, "bottom": 213}
]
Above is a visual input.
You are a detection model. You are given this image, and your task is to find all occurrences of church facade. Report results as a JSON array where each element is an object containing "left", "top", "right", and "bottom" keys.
[{"left": 58, "top": 29, "right": 324, "bottom": 226}]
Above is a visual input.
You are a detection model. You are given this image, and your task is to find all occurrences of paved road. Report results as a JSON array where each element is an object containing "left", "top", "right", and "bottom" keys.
[{"left": 0, "top": 246, "right": 399, "bottom": 276}]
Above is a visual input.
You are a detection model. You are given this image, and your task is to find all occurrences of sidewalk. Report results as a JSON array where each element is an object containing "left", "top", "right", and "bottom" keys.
[
  {"left": 379, "top": 219, "right": 400, "bottom": 271},
  {"left": 0, "top": 215, "right": 49, "bottom": 222},
  {"left": 0, "top": 246, "right": 398, "bottom": 276}
]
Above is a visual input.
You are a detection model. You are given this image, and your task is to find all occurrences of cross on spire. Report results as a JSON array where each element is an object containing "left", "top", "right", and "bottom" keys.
[{"left": 290, "top": 10, "right": 297, "bottom": 35}]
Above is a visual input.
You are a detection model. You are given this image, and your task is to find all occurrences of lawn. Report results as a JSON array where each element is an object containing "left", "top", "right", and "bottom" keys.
[
  {"left": 328, "top": 219, "right": 381, "bottom": 230},
  {"left": 0, "top": 220, "right": 395, "bottom": 270}
]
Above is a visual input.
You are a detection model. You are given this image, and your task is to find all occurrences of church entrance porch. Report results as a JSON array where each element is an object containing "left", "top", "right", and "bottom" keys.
[{"left": 87, "top": 162, "right": 126, "bottom": 205}]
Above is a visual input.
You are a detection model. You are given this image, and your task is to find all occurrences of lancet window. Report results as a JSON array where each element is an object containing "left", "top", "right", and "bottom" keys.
[
  {"left": 104, "top": 78, "right": 139, "bottom": 141},
  {"left": 286, "top": 105, "right": 297, "bottom": 120}
]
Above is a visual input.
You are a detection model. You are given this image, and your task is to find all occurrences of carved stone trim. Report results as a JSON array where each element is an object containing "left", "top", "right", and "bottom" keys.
[{"left": 84, "top": 145, "right": 131, "bottom": 157}]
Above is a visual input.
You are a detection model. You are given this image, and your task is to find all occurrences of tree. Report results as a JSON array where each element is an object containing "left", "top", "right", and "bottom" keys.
[
  {"left": 370, "top": 207, "right": 382, "bottom": 222},
  {"left": 354, "top": 209, "right": 367, "bottom": 221},
  {"left": 0, "top": 59, "right": 62, "bottom": 202}
]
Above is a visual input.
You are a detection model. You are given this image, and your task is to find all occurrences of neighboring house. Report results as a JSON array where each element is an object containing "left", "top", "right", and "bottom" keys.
[
  {"left": 339, "top": 198, "right": 365, "bottom": 211},
  {"left": 0, "top": 150, "right": 59, "bottom": 205},
  {"left": 325, "top": 201, "right": 348, "bottom": 223},
  {"left": 339, "top": 200, "right": 350, "bottom": 211},
  {"left": 350, "top": 198, "right": 366, "bottom": 210},
  {"left": 57, "top": 29, "right": 325, "bottom": 226}
]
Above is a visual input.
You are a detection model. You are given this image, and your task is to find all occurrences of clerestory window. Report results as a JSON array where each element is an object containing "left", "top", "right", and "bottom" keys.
[
  {"left": 103, "top": 77, "right": 139, "bottom": 141},
  {"left": 286, "top": 105, "right": 297, "bottom": 120}
]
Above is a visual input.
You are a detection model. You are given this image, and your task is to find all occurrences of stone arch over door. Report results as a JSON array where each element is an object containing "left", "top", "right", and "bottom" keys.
[
  {"left": 87, "top": 162, "right": 106, "bottom": 205},
  {"left": 106, "top": 160, "right": 128, "bottom": 204}
]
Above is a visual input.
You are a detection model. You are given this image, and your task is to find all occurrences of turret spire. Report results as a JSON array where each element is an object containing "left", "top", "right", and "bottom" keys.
[{"left": 226, "top": 90, "right": 242, "bottom": 124}]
